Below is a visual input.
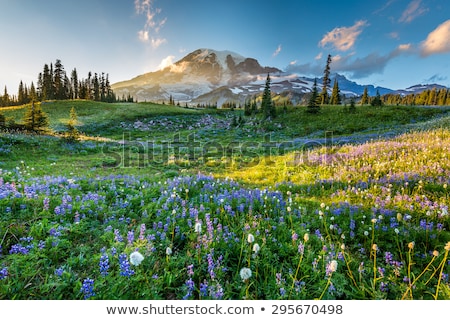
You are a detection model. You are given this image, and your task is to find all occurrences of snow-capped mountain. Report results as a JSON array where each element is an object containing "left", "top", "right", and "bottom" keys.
[
  {"left": 393, "top": 84, "right": 449, "bottom": 96},
  {"left": 111, "top": 48, "right": 447, "bottom": 106},
  {"left": 112, "top": 48, "right": 280, "bottom": 103}
]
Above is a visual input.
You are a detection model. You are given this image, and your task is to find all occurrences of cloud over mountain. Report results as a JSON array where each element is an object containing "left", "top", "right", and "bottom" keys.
[
  {"left": 399, "top": 0, "right": 428, "bottom": 23},
  {"left": 420, "top": 20, "right": 450, "bottom": 56},
  {"left": 319, "top": 20, "right": 368, "bottom": 51}
]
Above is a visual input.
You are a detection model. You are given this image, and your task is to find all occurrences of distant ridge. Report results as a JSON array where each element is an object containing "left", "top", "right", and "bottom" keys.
[{"left": 111, "top": 48, "right": 448, "bottom": 106}]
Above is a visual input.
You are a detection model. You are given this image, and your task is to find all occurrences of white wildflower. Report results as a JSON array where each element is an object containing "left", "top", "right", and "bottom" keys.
[
  {"left": 194, "top": 222, "right": 202, "bottom": 233},
  {"left": 129, "top": 251, "right": 144, "bottom": 266},
  {"left": 239, "top": 267, "right": 252, "bottom": 281}
]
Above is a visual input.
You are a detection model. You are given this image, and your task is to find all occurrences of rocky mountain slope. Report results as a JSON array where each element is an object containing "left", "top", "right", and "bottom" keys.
[{"left": 112, "top": 48, "right": 447, "bottom": 106}]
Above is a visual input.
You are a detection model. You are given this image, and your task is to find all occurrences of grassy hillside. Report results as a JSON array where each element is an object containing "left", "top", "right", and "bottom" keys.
[{"left": 1, "top": 101, "right": 449, "bottom": 300}]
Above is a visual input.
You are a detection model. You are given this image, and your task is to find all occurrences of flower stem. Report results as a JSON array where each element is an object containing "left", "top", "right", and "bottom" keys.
[{"left": 434, "top": 250, "right": 449, "bottom": 300}]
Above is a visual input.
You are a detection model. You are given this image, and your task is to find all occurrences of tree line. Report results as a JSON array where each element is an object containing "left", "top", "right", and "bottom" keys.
[
  {"left": 382, "top": 87, "right": 450, "bottom": 106},
  {"left": 0, "top": 59, "right": 124, "bottom": 107}
]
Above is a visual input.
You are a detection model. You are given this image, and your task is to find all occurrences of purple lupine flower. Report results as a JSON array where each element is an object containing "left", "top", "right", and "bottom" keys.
[
  {"left": 183, "top": 278, "right": 195, "bottom": 300},
  {"left": 187, "top": 264, "right": 194, "bottom": 277},
  {"left": 0, "top": 267, "right": 8, "bottom": 280},
  {"left": 314, "top": 229, "right": 322, "bottom": 239},
  {"left": 213, "top": 283, "right": 224, "bottom": 299},
  {"left": 99, "top": 254, "right": 109, "bottom": 276},
  {"left": 38, "top": 240, "right": 45, "bottom": 250},
  {"left": 114, "top": 229, "right": 123, "bottom": 242},
  {"left": 384, "top": 252, "right": 393, "bottom": 264},
  {"left": 380, "top": 282, "right": 389, "bottom": 292},
  {"left": 207, "top": 253, "right": 215, "bottom": 279},
  {"left": 43, "top": 197, "right": 50, "bottom": 211},
  {"left": 119, "top": 253, "right": 135, "bottom": 277},
  {"left": 80, "top": 278, "right": 95, "bottom": 299},
  {"left": 139, "top": 224, "right": 146, "bottom": 240},
  {"left": 54, "top": 267, "right": 64, "bottom": 277},
  {"left": 9, "top": 244, "right": 30, "bottom": 255},
  {"left": 199, "top": 281, "right": 209, "bottom": 297},
  {"left": 127, "top": 230, "right": 134, "bottom": 245}
]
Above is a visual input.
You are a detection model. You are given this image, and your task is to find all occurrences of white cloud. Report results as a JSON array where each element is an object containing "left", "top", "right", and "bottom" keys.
[
  {"left": 151, "top": 37, "right": 167, "bottom": 49},
  {"left": 319, "top": 20, "right": 368, "bottom": 51},
  {"left": 287, "top": 44, "right": 413, "bottom": 79},
  {"left": 135, "top": 0, "right": 167, "bottom": 46},
  {"left": 397, "top": 43, "right": 413, "bottom": 52},
  {"left": 272, "top": 44, "right": 282, "bottom": 57},
  {"left": 399, "top": 0, "right": 428, "bottom": 23},
  {"left": 138, "top": 30, "right": 149, "bottom": 42},
  {"left": 157, "top": 55, "right": 176, "bottom": 70},
  {"left": 388, "top": 32, "right": 400, "bottom": 40},
  {"left": 315, "top": 52, "right": 323, "bottom": 60},
  {"left": 420, "top": 20, "right": 450, "bottom": 56}
]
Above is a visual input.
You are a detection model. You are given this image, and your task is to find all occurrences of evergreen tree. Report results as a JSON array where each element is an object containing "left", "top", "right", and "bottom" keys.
[
  {"left": 53, "top": 59, "right": 66, "bottom": 100},
  {"left": 427, "top": 88, "right": 437, "bottom": 105},
  {"left": 93, "top": 73, "right": 100, "bottom": 101},
  {"left": 2, "top": 86, "right": 9, "bottom": 106},
  {"left": 446, "top": 90, "right": 450, "bottom": 106},
  {"left": 65, "top": 107, "right": 79, "bottom": 142},
  {"left": 244, "top": 100, "right": 251, "bottom": 116},
  {"left": 371, "top": 90, "right": 383, "bottom": 107},
  {"left": 29, "top": 82, "right": 37, "bottom": 102},
  {"left": 71, "top": 68, "right": 79, "bottom": 99},
  {"left": 330, "top": 78, "right": 341, "bottom": 105},
  {"left": 18, "top": 81, "right": 26, "bottom": 105},
  {"left": 437, "top": 88, "right": 447, "bottom": 105},
  {"left": 261, "top": 73, "right": 275, "bottom": 119},
  {"left": 307, "top": 78, "right": 320, "bottom": 114},
  {"left": 251, "top": 99, "right": 257, "bottom": 115},
  {"left": 348, "top": 97, "right": 356, "bottom": 113},
  {"left": 23, "top": 101, "right": 49, "bottom": 132},
  {"left": 361, "top": 87, "right": 369, "bottom": 105},
  {"left": 320, "top": 54, "right": 332, "bottom": 105},
  {"left": 42, "top": 64, "right": 53, "bottom": 100}
]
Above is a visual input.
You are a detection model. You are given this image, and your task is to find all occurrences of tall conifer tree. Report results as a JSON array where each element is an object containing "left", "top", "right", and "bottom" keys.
[{"left": 320, "top": 54, "right": 332, "bottom": 105}]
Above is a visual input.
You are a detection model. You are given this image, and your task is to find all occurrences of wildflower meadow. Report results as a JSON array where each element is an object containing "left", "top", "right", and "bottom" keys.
[{"left": 0, "top": 102, "right": 449, "bottom": 300}]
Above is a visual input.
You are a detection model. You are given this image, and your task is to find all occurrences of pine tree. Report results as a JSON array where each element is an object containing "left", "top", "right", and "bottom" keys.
[
  {"left": 348, "top": 97, "right": 356, "bottom": 113},
  {"left": 65, "top": 107, "right": 79, "bottom": 142},
  {"left": 261, "top": 73, "right": 275, "bottom": 119},
  {"left": 244, "top": 100, "right": 251, "bottom": 116},
  {"left": 307, "top": 78, "right": 320, "bottom": 114},
  {"left": 71, "top": 68, "right": 79, "bottom": 99},
  {"left": 361, "top": 87, "right": 369, "bottom": 105},
  {"left": 371, "top": 90, "right": 383, "bottom": 107},
  {"left": 18, "top": 81, "right": 25, "bottom": 105},
  {"left": 2, "top": 86, "right": 9, "bottom": 106},
  {"left": 23, "top": 101, "right": 49, "bottom": 132},
  {"left": 330, "top": 78, "right": 341, "bottom": 105},
  {"left": 437, "top": 88, "right": 447, "bottom": 106},
  {"left": 53, "top": 59, "right": 66, "bottom": 100},
  {"left": 320, "top": 54, "right": 332, "bottom": 105},
  {"left": 446, "top": 90, "right": 450, "bottom": 106},
  {"left": 29, "top": 82, "right": 37, "bottom": 102}
]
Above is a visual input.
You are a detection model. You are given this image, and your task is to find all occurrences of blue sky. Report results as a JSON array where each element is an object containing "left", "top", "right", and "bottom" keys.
[{"left": 1, "top": 0, "right": 449, "bottom": 93}]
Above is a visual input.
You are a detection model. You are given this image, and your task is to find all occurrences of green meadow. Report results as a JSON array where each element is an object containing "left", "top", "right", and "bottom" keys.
[{"left": 0, "top": 101, "right": 449, "bottom": 299}]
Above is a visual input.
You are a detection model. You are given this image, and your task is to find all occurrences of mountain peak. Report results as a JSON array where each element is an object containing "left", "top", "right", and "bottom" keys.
[{"left": 111, "top": 48, "right": 448, "bottom": 105}]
